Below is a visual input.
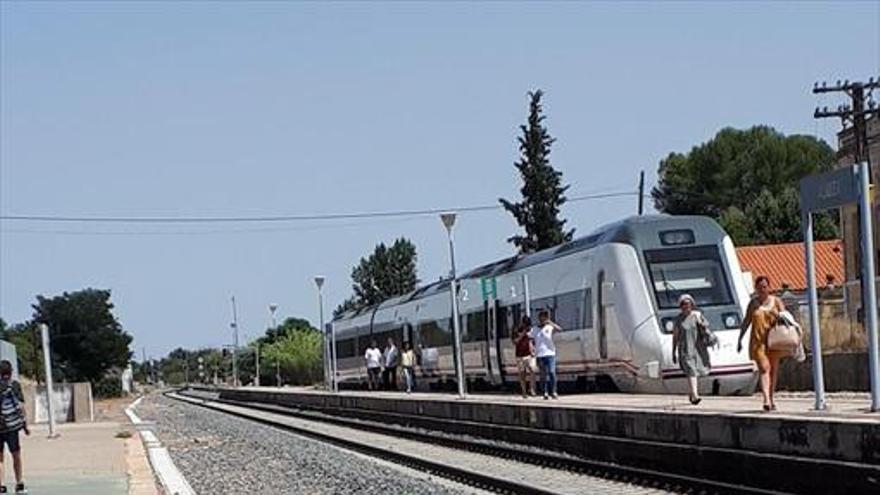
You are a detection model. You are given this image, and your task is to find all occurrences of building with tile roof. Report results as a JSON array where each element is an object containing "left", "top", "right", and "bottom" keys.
[{"left": 735, "top": 239, "right": 844, "bottom": 293}]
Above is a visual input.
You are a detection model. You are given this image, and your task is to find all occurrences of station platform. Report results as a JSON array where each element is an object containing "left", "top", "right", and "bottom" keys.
[
  {"left": 238, "top": 387, "right": 876, "bottom": 421},
  {"left": 202, "top": 386, "right": 879, "bottom": 494}
]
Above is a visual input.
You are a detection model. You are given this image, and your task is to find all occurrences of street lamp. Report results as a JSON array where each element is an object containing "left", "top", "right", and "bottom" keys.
[
  {"left": 258, "top": 303, "right": 278, "bottom": 388},
  {"left": 230, "top": 296, "right": 240, "bottom": 387},
  {"left": 441, "top": 212, "right": 466, "bottom": 398},
  {"left": 315, "top": 276, "right": 335, "bottom": 392}
]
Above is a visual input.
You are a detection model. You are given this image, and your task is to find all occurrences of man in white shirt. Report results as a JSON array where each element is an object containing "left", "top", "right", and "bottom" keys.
[
  {"left": 530, "top": 309, "right": 562, "bottom": 399},
  {"left": 364, "top": 340, "right": 382, "bottom": 391}
]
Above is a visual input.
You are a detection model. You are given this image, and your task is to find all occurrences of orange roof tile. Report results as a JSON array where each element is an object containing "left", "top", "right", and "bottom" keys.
[{"left": 735, "top": 240, "right": 844, "bottom": 292}]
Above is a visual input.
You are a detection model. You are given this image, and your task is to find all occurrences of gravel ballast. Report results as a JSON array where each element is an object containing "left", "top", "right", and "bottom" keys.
[{"left": 136, "top": 394, "right": 475, "bottom": 494}]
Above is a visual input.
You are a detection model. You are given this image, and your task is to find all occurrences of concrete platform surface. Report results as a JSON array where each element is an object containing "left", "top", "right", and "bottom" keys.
[
  {"left": 11, "top": 421, "right": 157, "bottom": 495},
  {"left": 243, "top": 386, "right": 878, "bottom": 423}
]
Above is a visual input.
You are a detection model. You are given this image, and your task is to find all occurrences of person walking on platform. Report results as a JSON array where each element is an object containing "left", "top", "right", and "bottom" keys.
[
  {"left": 0, "top": 360, "right": 29, "bottom": 494},
  {"left": 672, "top": 294, "right": 717, "bottom": 405},
  {"left": 382, "top": 338, "right": 400, "bottom": 391},
  {"left": 738, "top": 275, "right": 786, "bottom": 411},
  {"left": 512, "top": 316, "right": 537, "bottom": 398},
  {"left": 364, "top": 340, "right": 382, "bottom": 391},
  {"left": 531, "top": 310, "right": 561, "bottom": 400},
  {"left": 401, "top": 341, "right": 416, "bottom": 394}
]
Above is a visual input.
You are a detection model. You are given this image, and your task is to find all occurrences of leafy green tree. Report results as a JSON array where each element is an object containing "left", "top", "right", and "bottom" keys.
[
  {"left": 335, "top": 238, "right": 418, "bottom": 317},
  {"left": 0, "top": 319, "right": 39, "bottom": 380},
  {"left": 259, "top": 317, "right": 314, "bottom": 346},
  {"left": 31, "top": 289, "right": 133, "bottom": 383},
  {"left": 651, "top": 126, "right": 838, "bottom": 245},
  {"left": 0, "top": 320, "right": 42, "bottom": 380},
  {"left": 333, "top": 298, "right": 359, "bottom": 319},
  {"left": 500, "top": 89, "right": 574, "bottom": 253},
  {"left": 261, "top": 324, "right": 323, "bottom": 385}
]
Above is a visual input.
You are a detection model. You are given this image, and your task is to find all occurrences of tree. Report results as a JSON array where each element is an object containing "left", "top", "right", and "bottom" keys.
[
  {"left": 31, "top": 289, "right": 133, "bottom": 384},
  {"left": 500, "top": 89, "right": 574, "bottom": 253},
  {"left": 0, "top": 320, "right": 41, "bottom": 380},
  {"left": 261, "top": 323, "right": 323, "bottom": 385},
  {"left": 259, "top": 317, "right": 314, "bottom": 346},
  {"left": 651, "top": 126, "right": 839, "bottom": 245},
  {"left": 335, "top": 238, "right": 418, "bottom": 317}
]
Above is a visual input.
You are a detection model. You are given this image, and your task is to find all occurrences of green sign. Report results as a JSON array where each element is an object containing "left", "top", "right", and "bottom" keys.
[{"left": 481, "top": 277, "right": 497, "bottom": 301}]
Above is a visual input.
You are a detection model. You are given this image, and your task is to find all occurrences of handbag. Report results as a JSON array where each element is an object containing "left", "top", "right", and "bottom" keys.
[
  {"left": 529, "top": 356, "right": 538, "bottom": 373},
  {"left": 695, "top": 313, "right": 719, "bottom": 348},
  {"left": 768, "top": 323, "right": 801, "bottom": 353}
]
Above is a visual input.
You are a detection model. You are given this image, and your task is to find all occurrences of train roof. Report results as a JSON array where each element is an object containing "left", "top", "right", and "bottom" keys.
[{"left": 333, "top": 215, "right": 724, "bottom": 322}]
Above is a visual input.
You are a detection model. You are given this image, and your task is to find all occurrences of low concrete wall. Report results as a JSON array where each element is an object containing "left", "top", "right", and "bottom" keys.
[
  {"left": 24, "top": 382, "right": 93, "bottom": 424},
  {"left": 778, "top": 352, "right": 869, "bottom": 392}
]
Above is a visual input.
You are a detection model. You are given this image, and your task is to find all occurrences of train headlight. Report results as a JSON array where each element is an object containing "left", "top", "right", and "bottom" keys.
[
  {"left": 723, "top": 312, "right": 741, "bottom": 329},
  {"left": 661, "top": 317, "right": 675, "bottom": 334}
]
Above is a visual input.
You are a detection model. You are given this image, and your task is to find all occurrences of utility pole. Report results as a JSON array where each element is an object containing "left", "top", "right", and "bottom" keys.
[
  {"left": 230, "top": 296, "right": 240, "bottom": 387},
  {"left": 813, "top": 78, "right": 879, "bottom": 167},
  {"left": 638, "top": 170, "right": 646, "bottom": 216},
  {"left": 141, "top": 347, "right": 148, "bottom": 384},
  {"left": 39, "top": 324, "right": 59, "bottom": 438},
  {"left": 813, "top": 76, "right": 880, "bottom": 410}
]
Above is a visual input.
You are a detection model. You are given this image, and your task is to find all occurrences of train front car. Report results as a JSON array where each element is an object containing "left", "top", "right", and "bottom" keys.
[{"left": 614, "top": 215, "right": 756, "bottom": 395}]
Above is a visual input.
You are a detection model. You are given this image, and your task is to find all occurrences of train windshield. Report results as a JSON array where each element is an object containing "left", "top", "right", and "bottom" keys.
[{"left": 645, "top": 246, "right": 734, "bottom": 310}]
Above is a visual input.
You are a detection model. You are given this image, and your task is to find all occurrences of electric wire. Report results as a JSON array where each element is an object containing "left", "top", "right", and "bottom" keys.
[
  {"left": 0, "top": 190, "right": 646, "bottom": 236},
  {"left": 0, "top": 191, "right": 638, "bottom": 224}
]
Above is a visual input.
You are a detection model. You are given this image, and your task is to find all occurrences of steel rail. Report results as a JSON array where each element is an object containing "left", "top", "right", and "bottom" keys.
[
  {"left": 169, "top": 390, "right": 786, "bottom": 495},
  {"left": 167, "top": 392, "right": 561, "bottom": 495}
]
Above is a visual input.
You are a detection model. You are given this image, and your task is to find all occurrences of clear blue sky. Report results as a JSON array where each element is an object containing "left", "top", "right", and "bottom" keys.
[{"left": 1, "top": 2, "right": 878, "bottom": 359}]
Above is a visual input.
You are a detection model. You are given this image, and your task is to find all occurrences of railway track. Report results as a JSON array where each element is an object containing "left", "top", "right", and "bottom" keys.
[{"left": 168, "top": 390, "right": 783, "bottom": 495}]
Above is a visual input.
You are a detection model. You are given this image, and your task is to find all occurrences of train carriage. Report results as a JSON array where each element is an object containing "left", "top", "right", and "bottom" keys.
[{"left": 332, "top": 215, "right": 758, "bottom": 395}]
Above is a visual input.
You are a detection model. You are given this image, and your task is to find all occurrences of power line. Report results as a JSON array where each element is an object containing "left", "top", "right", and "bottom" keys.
[{"left": 0, "top": 190, "right": 638, "bottom": 225}]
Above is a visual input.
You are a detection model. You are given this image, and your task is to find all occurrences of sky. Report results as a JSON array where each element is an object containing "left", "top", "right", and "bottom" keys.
[{"left": 1, "top": 2, "right": 878, "bottom": 360}]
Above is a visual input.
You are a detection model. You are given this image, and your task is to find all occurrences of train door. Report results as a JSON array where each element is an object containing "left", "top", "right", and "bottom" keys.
[
  {"left": 485, "top": 299, "right": 504, "bottom": 385},
  {"left": 597, "top": 271, "right": 609, "bottom": 360}
]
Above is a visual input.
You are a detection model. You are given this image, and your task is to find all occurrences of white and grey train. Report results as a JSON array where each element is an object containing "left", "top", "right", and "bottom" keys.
[{"left": 331, "top": 215, "right": 758, "bottom": 395}]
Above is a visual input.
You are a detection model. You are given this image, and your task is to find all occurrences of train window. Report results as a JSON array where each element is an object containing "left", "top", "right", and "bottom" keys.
[
  {"left": 529, "top": 297, "right": 555, "bottom": 321},
  {"left": 554, "top": 290, "right": 585, "bottom": 331},
  {"left": 659, "top": 229, "right": 695, "bottom": 246},
  {"left": 464, "top": 310, "right": 487, "bottom": 342},
  {"left": 336, "top": 338, "right": 357, "bottom": 359},
  {"left": 645, "top": 246, "right": 734, "bottom": 309},
  {"left": 526, "top": 291, "right": 586, "bottom": 330},
  {"left": 418, "top": 318, "right": 452, "bottom": 347},
  {"left": 496, "top": 303, "right": 522, "bottom": 339}
]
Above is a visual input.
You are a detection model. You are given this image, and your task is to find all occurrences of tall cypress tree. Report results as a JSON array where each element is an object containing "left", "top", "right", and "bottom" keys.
[{"left": 500, "top": 90, "right": 574, "bottom": 253}]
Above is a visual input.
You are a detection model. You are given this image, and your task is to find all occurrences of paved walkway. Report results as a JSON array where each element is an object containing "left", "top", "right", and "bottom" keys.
[
  {"left": 246, "top": 386, "right": 879, "bottom": 423},
  {"left": 13, "top": 421, "right": 158, "bottom": 495}
]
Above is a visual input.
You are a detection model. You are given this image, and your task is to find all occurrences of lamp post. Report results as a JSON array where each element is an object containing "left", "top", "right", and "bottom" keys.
[
  {"left": 230, "top": 296, "right": 240, "bottom": 388},
  {"left": 441, "top": 212, "right": 466, "bottom": 399},
  {"left": 315, "top": 276, "right": 334, "bottom": 391},
  {"left": 259, "top": 303, "right": 277, "bottom": 388}
]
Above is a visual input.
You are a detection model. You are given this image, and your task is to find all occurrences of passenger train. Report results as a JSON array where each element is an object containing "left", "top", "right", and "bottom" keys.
[{"left": 331, "top": 215, "right": 758, "bottom": 395}]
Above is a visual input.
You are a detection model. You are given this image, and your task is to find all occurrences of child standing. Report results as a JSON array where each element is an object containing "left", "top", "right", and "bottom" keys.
[{"left": 0, "top": 360, "right": 28, "bottom": 494}]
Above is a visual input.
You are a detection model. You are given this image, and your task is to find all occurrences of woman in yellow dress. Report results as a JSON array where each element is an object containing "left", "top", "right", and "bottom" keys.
[{"left": 738, "top": 275, "right": 786, "bottom": 411}]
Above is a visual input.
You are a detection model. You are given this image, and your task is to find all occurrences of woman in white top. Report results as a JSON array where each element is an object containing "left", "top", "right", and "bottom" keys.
[
  {"left": 530, "top": 309, "right": 562, "bottom": 399},
  {"left": 364, "top": 340, "right": 382, "bottom": 391}
]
